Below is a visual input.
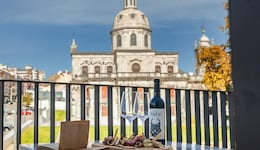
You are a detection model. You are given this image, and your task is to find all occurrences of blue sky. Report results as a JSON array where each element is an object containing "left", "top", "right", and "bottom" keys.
[{"left": 0, "top": 0, "right": 228, "bottom": 78}]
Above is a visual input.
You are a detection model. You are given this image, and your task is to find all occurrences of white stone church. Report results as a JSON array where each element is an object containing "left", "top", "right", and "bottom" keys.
[
  {"left": 68, "top": 0, "right": 214, "bottom": 121},
  {"left": 70, "top": 0, "right": 212, "bottom": 89}
]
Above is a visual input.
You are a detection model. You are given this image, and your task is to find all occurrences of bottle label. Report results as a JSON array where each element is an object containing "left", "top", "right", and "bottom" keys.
[{"left": 149, "top": 108, "right": 165, "bottom": 140}]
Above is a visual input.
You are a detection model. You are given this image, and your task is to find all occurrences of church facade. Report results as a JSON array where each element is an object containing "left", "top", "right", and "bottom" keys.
[
  {"left": 68, "top": 0, "right": 215, "bottom": 122},
  {"left": 70, "top": 0, "right": 211, "bottom": 89}
]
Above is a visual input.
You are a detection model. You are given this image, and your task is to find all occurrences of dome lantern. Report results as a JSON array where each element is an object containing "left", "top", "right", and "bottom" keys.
[{"left": 124, "top": 0, "right": 137, "bottom": 9}]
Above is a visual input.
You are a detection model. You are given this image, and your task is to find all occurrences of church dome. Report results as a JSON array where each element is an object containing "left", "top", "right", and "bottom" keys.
[
  {"left": 200, "top": 34, "right": 210, "bottom": 42},
  {"left": 198, "top": 27, "right": 211, "bottom": 47},
  {"left": 111, "top": 0, "right": 152, "bottom": 51},
  {"left": 112, "top": 0, "right": 150, "bottom": 32},
  {"left": 112, "top": 8, "right": 150, "bottom": 31}
]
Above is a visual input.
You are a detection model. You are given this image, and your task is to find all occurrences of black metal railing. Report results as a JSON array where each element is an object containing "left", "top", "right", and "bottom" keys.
[{"left": 0, "top": 79, "right": 235, "bottom": 150}]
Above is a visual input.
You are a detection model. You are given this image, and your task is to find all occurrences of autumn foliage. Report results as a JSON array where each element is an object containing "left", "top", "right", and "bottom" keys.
[
  {"left": 197, "top": 45, "right": 231, "bottom": 91},
  {"left": 22, "top": 93, "right": 33, "bottom": 107}
]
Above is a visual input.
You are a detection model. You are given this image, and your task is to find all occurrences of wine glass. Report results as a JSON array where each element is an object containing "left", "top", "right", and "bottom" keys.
[
  {"left": 134, "top": 92, "right": 149, "bottom": 135},
  {"left": 120, "top": 91, "right": 138, "bottom": 136}
]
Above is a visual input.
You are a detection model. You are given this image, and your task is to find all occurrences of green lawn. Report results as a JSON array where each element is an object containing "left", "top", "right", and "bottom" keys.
[
  {"left": 21, "top": 126, "right": 60, "bottom": 144},
  {"left": 21, "top": 124, "right": 230, "bottom": 146},
  {"left": 21, "top": 110, "right": 231, "bottom": 146}
]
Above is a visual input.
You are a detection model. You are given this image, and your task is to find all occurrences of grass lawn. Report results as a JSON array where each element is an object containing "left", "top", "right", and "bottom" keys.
[
  {"left": 21, "top": 124, "right": 230, "bottom": 146},
  {"left": 21, "top": 126, "right": 60, "bottom": 144}
]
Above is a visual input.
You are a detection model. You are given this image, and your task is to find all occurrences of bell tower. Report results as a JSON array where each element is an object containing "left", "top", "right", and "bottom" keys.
[{"left": 124, "top": 0, "right": 137, "bottom": 9}]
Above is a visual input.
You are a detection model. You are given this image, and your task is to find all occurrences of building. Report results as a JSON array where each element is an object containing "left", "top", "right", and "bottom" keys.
[
  {"left": 194, "top": 27, "right": 213, "bottom": 77},
  {"left": 71, "top": 0, "right": 205, "bottom": 90},
  {"left": 0, "top": 64, "right": 46, "bottom": 101},
  {"left": 68, "top": 0, "right": 213, "bottom": 123}
]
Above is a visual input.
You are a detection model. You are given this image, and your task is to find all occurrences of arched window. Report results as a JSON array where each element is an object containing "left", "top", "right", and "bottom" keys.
[
  {"left": 155, "top": 65, "right": 161, "bottom": 73},
  {"left": 132, "top": 63, "right": 140, "bottom": 72},
  {"left": 82, "top": 66, "right": 88, "bottom": 76},
  {"left": 94, "top": 66, "right": 101, "bottom": 74},
  {"left": 117, "top": 35, "right": 122, "bottom": 47},
  {"left": 107, "top": 66, "right": 113, "bottom": 74},
  {"left": 144, "top": 34, "right": 148, "bottom": 47},
  {"left": 168, "top": 66, "right": 174, "bottom": 73},
  {"left": 130, "top": 33, "right": 137, "bottom": 46}
]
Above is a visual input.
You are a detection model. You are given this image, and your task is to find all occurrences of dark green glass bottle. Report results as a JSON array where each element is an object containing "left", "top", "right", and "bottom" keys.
[{"left": 149, "top": 79, "right": 165, "bottom": 144}]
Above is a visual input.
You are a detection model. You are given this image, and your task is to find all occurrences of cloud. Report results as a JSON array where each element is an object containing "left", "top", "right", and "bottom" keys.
[{"left": 0, "top": 0, "right": 226, "bottom": 25}]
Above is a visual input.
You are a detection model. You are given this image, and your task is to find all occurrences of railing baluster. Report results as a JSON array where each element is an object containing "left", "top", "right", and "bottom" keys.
[
  {"left": 65, "top": 83, "right": 71, "bottom": 121},
  {"left": 108, "top": 86, "right": 113, "bottom": 136},
  {"left": 80, "top": 85, "right": 86, "bottom": 120},
  {"left": 144, "top": 87, "right": 149, "bottom": 138},
  {"left": 94, "top": 85, "right": 100, "bottom": 141},
  {"left": 203, "top": 91, "right": 210, "bottom": 146},
  {"left": 132, "top": 87, "right": 138, "bottom": 135},
  {"left": 212, "top": 91, "right": 219, "bottom": 147},
  {"left": 228, "top": 92, "right": 235, "bottom": 149},
  {"left": 220, "top": 92, "right": 228, "bottom": 148},
  {"left": 16, "top": 81, "right": 22, "bottom": 150},
  {"left": 195, "top": 90, "right": 201, "bottom": 145},
  {"left": 185, "top": 90, "right": 192, "bottom": 144},
  {"left": 0, "top": 79, "right": 235, "bottom": 148},
  {"left": 50, "top": 83, "right": 55, "bottom": 143},
  {"left": 0, "top": 81, "right": 4, "bottom": 150},
  {"left": 175, "top": 89, "right": 182, "bottom": 143},
  {"left": 165, "top": 89, "right": 172, "bottom": 141},
  {"left": 120, "top": 87, "right": 126, "bottom": 137},
  {"left": 34, "top": 82, "right": 39, "bottom": 148}
]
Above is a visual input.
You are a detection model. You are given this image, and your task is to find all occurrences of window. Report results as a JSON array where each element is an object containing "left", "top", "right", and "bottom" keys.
[
  {"left": 125, "top": 0, "right": 128, "bottom": 6},
  {"left": 132, "top": 63, "right": 141, "bottom": 72},
  {"left": 130, "top": 33, "right": 137, "bottom": 46},
  {"left": 168, "top": 66, "right": 174, "bottom": 73},
  {"left": 107, "top": 66, "right": 113, "bottom": 74},
  {"left": 117, "top": 35, "right": 122, "bottom": 47},
  {"left": 144, "top": 34, "right": 148, "bottom": 47},
  {"left": 82, "top": 66, "right": 88, "bottom": 76},
  {"left": 118, "top": 14, "right": 123, "bottom": 20},
  {"left": 130, "top": 13, "right": 135, "bottom": 18},
  {"left": 94, "top": 66, "right": 101, "bottom": 73},
  {"left": 155, "top": 65, "right": 161, "bottom": 73},
  {"left": 130, "top": 0, "right": 132, "bottom": 5}
]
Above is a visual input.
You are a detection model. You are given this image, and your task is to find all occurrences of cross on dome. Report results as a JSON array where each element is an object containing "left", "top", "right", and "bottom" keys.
[{"left": 124, "top": 0, "right": 137, "bottom": 9}]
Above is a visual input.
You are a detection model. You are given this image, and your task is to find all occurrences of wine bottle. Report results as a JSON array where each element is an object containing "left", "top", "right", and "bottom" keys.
[{"left": 149, "top": 79, "right": 165, "bottom": 144}]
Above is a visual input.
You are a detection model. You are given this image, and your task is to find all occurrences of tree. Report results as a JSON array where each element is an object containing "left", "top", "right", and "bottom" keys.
[
  {"left": 197, "top": 45, "right": 231, "bottom": 91},
  {"left": 22, "top": 93, "right": 33, "bottom": 107}
]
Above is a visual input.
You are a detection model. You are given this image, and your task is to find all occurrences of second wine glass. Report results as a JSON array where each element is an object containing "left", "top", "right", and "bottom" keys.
[
  {"left": 134, "top": 92, "right": 150, "bottom": 135},
  {"left": 120, "top": 91, "right": 138, "bottom": 136}
]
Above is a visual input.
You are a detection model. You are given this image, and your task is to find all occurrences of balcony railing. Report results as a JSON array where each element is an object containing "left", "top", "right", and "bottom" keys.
[{"left": 0, "top": 79, "right": 235, "bottom": 150}]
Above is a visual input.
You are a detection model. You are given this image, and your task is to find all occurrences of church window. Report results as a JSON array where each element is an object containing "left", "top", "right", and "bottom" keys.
[
  {"left": 132, "top": 63, "right": 141, "bottom": 72},
  {"left": 118, "top": 14, "right": 123, "bottom": 20},
  {"left": 155, "top": 65, "right": 161, "bottom": 73},
  {"left": 107, "top": 66, "right": 113, "bottom": 74},
  {"left": 130, "top": 33, "right": 137, "bottom": 46},
  {"left": 130, "top": 13, "right": 135, "bottom": 18},
  {"left": 133, "top": 0, "right": 136, "bottom": 6},
  {"left": 125, "top": 0, "right": 128, "bottom": 6},
  {"left": 94, "top": 66, "right": 101, "bottom": 74},
  {"left": 130, "top": 0, "right": 133, "bottom": 5},
  {"left": 168, "top": 66, "right": 174, "bottom": 73},
  {"left": 117, "top": 35, "right": 122, "bottom": 47},
  {"left": 82, "top": 66, "right": 88, "bottom": 76},
  {"left": 144, "top": 34, "right": 148, "bottom": 47}
]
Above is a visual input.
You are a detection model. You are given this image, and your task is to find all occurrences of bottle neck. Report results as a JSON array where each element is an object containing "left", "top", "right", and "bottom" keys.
[{"left": 154, "top": 82, "right": 160, "bottom": 97}]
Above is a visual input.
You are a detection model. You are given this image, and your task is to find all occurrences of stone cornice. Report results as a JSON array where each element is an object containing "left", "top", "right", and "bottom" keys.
[{"left": 110, "top": 26, "right": 152, "bottom": 34}]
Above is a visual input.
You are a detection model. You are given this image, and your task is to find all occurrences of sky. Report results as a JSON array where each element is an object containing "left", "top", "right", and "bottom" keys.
[{"left": 0, "top": 0, "right": 228, "bottom": 79}]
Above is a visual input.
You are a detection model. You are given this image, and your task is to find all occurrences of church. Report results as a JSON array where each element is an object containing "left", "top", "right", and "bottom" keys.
[{"left": 70, "top": 0, "right": 212, "bottom": 89}]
